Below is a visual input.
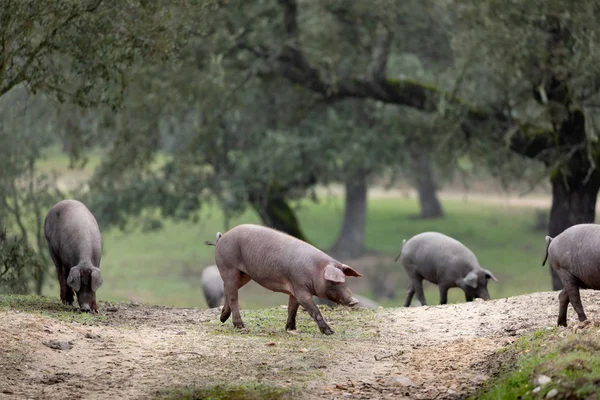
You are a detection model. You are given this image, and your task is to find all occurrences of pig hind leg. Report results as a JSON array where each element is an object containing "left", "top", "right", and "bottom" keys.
[
  {"left": 404, "top": 283, "right": 415, "bottom": 307},
  {"left": 408, "top": 272, "right": 427, "bottom": 306},
  {"left": 557, "top": 288, "right": 570, "bottom": 327},
  {"left": 49, "top": 251, "right": 72, "bottom": 306},
  {"left": 285, "top": 296, "right": 300, "bottom": 331},
  {"left": 220, "top": 269, "right": 251, "bottom": 328},
  {"left": 559, "top": 271, "right": 587, "bottom": 323}
]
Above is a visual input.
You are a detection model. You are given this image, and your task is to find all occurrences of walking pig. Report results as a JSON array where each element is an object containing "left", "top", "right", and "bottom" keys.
[
  {"left": 205, "top": 224, "right": 362, "bottom": 335},
  {"left": 396, "top": 232, "right": 498, "bottom": 306},
  {"left": 44, "top": 200, "right": 103, "bottom": 312},
  {"left": 542, "top": 224, "right": 600, "bottom": 326}
]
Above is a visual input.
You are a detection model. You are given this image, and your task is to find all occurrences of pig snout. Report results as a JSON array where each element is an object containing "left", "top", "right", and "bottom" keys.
[
  {"left": 348, "top": 297, "right": 359, "bottom": 307},
  {"left": 478, "top": 290, "right": 491, "bottom": 301},
  {"left": 80, "top": 303, "right": 91, "bottom": 312}
]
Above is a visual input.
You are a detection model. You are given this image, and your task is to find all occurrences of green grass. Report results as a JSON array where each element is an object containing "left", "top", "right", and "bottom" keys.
[
  {"left": 0, "top": 294, "right": 108, "bottom": 324},
  {"left": 208, "top": 305, "right": 380, "bottom": 342},
  {"left": 155, "top": 382, "right": 294, "bottom": 400},
  {"left": 474, "top": 328, "right": 600, "bottom": 399}
]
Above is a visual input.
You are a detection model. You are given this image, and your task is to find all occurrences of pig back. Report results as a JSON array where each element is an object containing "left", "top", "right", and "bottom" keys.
[
  {"left": 401, "top": 232, "right": 479, "bottom": 278},
  {"left": 44, "top": 200, "right": 102, "bottom": 269},
  {"left": 216, "top": 224, "right": 330, "bottom": 282}
]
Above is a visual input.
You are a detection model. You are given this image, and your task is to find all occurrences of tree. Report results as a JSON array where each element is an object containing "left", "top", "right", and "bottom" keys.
[
  {"left": 454, "top": 0, "right": 600, "bottom": 289},
  {"left": 0, "top": 0, "right": 216, "bottom": 292},
  {"left": 234, "top": 0, "right": 600, "bottom": 290}
]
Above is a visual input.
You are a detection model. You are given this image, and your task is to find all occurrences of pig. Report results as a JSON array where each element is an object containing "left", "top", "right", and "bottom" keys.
[
  {"left": 542, "top": 224, "right": 600, "bottom": 327},
  {"left": 395, "top": 232, "right": 498, "bottom": 306},
  {"left": 205, "top": 224, "right": 362, "bottom": 335},
  {"left": 44, "top": 199, "right": 103, "bottom": 313},
  {"left": 201, "top": 265, "right": 225, "bottom": 308}
]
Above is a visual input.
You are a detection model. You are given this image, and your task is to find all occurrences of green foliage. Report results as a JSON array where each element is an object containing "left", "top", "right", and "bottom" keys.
[
  {"left": 0, "top": 0, "right": 218, "bottom": 108},
  {"left": 474, "top": 328, "right": 600, "bottom": 400},
  {"left": 0, "top": 232, "right": 42, "bottom": 294}
]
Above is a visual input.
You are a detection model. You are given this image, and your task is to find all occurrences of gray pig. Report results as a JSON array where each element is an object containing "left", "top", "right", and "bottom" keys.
[
  {"left": 201, "top": 265, "right": 225, "bottom": 308},
  {"left": 395, "top": 232, "right": 498, "bottom": 306},
  {"left": 542, "top": 224, "right": 600, "bottom": 327},
  {"left": 205, "top": 224, "right": 362, "bottom": 335},
  {"left": 44, "top": 199, "right": 103, "bottom": 312}
]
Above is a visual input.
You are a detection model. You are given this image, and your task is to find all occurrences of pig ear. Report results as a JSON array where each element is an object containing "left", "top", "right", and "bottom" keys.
[
  {"left": 324, "top": 264, "right": 346, "bottom": 283},
  {"left": 463, "top": 271, "right": 478, "bottom": 288},
  {"left": 91, "top": 268, "right": 103, "bottom": 292},
  {"left": 67, "top": 267, "right": 81, "bottom": 292},
  {"left": 339, "top": 263, "right": 362, "bottom": 278},
  {"left": 484, "top": 269, "right": 498, "bottom": 282}
]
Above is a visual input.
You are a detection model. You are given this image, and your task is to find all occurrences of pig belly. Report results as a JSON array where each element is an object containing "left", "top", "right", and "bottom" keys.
[{"left": 250, "top": 275, "right": 295, "bottom": 297}]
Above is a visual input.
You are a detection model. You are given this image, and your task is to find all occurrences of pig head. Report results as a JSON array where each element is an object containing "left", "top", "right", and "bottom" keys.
[{"left": 66, "top": 263, "right": 103, "bottom": 312}]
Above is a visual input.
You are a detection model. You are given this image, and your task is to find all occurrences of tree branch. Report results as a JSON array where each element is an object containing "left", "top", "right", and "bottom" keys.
[{"left": 275, "top": 0, "right": 438, "bottom": 110}]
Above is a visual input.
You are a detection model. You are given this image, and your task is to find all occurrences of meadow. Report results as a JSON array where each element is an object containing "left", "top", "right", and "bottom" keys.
[{"left": 35, "top": 148, "right": 556, "bottom": 310}]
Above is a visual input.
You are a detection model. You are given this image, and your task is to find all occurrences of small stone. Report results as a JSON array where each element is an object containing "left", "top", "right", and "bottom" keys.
[
  {"left": 299, "top": 348, "right": 308, "bottom": 353},
  {"left": 386, "top": 376, "right": 415, "bottom": 387},
  {"left": 280, "top": 305, "right": 288, "bottom": 309},
  {"left": 85, "top": 332, "right": 100, "bottom": 339},
  {"left": 534, "top": 375, "right": 552, "bottom": 386},
  {"left": 533, "top": 386, "right": 542, "bottom": 393},
  {"left": 266, "top": 341, "right": 276, "bottom": 346},
  {"left": 43, "top": 340, "right": 73, "bottom": 351},
  {"left": 175, "top": 331, "right": 186, "bottom": 335},
  {"left": 106, "top": 307, "right": 118, "bottom": 312},
  {"left": 546, "top": 388, "right": 559, "bottom": 398}
]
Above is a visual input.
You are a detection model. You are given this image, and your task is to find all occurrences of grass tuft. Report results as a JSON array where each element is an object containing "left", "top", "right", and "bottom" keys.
[
  {"left": 0, "top": 294, "right": 108, "bottom": 324},
  {"left": 473, "top": 327, "right": 600, "bottom": 399}
]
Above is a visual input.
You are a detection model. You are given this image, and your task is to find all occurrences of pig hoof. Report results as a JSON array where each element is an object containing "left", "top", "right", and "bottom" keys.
[
  {"left": 322, "top": 328, "right": 334, "bottom": 335},
  {"left": 234, "top": 322, "right": 245, "bottom": 329},
  {"left": 285, "top": 324, "right": 296, "bottom": 331}
]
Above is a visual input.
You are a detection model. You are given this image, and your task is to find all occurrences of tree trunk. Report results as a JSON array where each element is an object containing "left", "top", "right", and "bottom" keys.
[
  {"left": 547, "top": 169, "right": 600, "bottom": 290},
  {"left": 329, "top": 171, "right": 367, "bottom": 259},
  {"left": 411, "top": 151, "right": 444, "bottom": 219},
  {"left": 249, "top": 190, "right": 308, "bottom": 242}
]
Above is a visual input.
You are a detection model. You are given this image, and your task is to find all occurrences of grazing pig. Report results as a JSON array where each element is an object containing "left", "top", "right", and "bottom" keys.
[
  {"left": 395, "top": 232, "right": 498, "bottom": 306},
  {"left": 201, "top": 265, "right": 225, "bottom": 308},
  {"left": 542, "top": 224, "right": 600, "bottom": 327},
  {"left": 205, "top": 224, "right": 362, "bottom": 335},
  {"left": 44, "top": 200, "right": 103, "bottom": 313}
]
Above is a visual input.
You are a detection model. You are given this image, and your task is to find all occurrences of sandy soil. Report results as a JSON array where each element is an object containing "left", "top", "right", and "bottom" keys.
[{"left": 2, "top": 290, "right": 599, "bottom": 400}]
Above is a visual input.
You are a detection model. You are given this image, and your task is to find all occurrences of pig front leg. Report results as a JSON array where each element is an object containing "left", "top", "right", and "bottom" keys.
[
  {"left": 285, "top": 295, "right": 300, "bottom": 331},
  {"left": 296, "top": 293, "right": 334, "bottom": 335}
]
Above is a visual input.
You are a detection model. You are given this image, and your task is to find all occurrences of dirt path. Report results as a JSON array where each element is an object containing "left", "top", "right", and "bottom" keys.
[{"left": 2, "top": 290, "right": 598, "bottom": 400}]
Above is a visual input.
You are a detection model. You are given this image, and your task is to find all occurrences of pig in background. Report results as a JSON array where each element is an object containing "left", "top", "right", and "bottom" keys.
[
  {"left": 206, "top": 224, "right": 362, "bottom": 335},
  {"left": 542, "top": 224, "right": 600, "bottom": 327},
  {"left": 44, "top": 199, "right": 103, "bottom": 313},
  {"left": 201, "top": 265, "right": 225, "bottom": 308},
  {"left": 396, "top": 232, "right": 498, "bottom": 306}
]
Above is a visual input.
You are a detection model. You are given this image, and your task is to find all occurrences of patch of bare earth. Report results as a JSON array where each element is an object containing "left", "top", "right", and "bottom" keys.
[{"left": 3, "top": 291, "right": 600, "bottom": 400}]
